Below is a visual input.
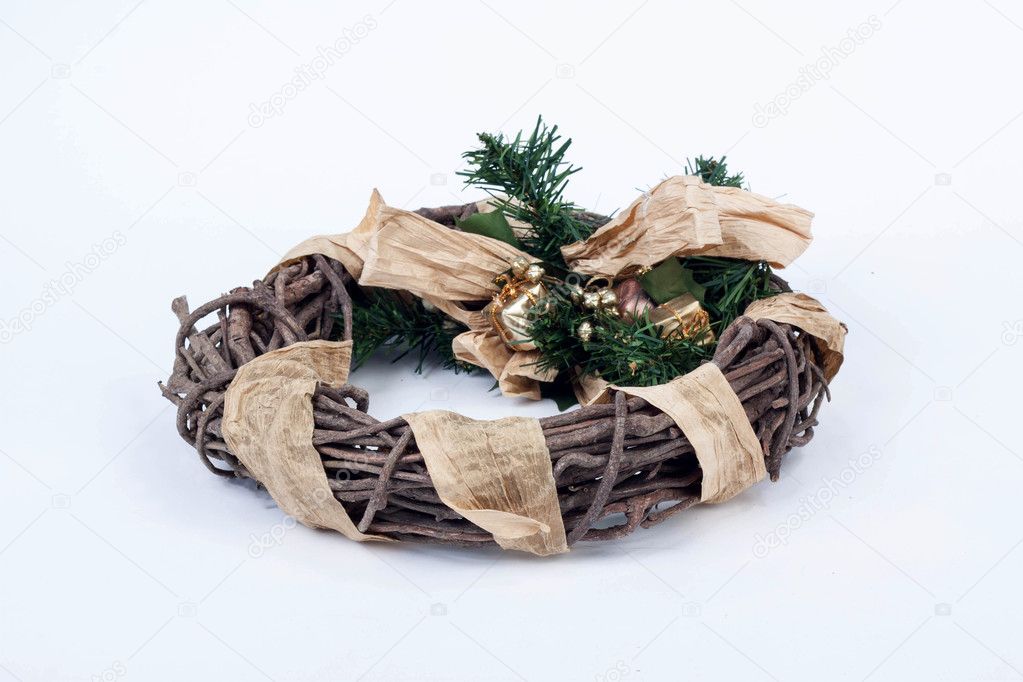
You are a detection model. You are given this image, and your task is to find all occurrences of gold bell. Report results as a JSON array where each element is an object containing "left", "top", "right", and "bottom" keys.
[{"left": 488, "top": 267, "right": 548, "bottom": 352}]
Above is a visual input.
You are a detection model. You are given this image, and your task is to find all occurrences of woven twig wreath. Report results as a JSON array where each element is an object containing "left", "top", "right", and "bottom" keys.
[{"left": 160, "top": 237, "right": 835, "bottom": 549}]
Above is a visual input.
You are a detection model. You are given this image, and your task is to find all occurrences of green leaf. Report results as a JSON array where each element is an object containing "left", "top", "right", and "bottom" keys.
[
  {"left": 638, "top": 258, "right": 706, "bottom": 304},
  {"left": 456, "top": 210, "right": 521, "bottom": 248}
]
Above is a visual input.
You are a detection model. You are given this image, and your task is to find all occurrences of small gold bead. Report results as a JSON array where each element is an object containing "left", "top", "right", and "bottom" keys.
[
  {"left": 577, "top": 321, "right": 594, "bottom": 342},
  {"left": 567, "top": 284, "right": 584, "bottom": 303},
  {"left": 599, "top": 289, "right": 618, "bottom": 309},
  {"left": 511, "top": 257, "right": 530, "bottom": 277},
  {"left": 525, "top": 264, "right": 545, "bottom": 283},
  {"left": 582, "top": 291, "right": 601, "bottom": 309}
]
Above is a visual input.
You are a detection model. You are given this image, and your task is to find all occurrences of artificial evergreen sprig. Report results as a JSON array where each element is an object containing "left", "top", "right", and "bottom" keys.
[
  {"left": 347, "top": 290, "right": 475, "bottom": 374},
  {"left": 683, "top": 256, "right": 774, "bottom": 332},
  {"left": 458, "top": 116, "right": 593, "bottom": 268},
  {"left": 686, "top": 155, "right": 745, "bottom": 188}
]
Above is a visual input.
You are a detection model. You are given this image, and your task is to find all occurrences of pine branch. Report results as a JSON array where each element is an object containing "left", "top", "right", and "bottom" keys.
[
  {"left": 686, "top": 155, "right": 745, "bottom": 188},
  {"left": 458, "top": 116, "right": 593, "bottom": 268},
  {"left": 683, "top": 256, "right": 774, "bottom": 332},
  {"left": 343, "top": 291, "right": 476, "bottom": 374}
]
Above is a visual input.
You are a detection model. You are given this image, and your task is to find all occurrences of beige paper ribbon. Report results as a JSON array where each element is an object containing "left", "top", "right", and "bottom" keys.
[
  {"left": 561, "top": 175, "right": 813, "bottom": 276},
  {"left": 572, "top": 368, "right": 611, "bottom": 406},
  {"left": 744, "top": 293, "right": 846, "bottom": 382},
  {"left": 221, "top": 339, "right": 389, "bottom": 542},
  {"left": 597, "top": 363, "right": 766, "bottom": 504},
  {"left": 704, "top": 185, "right": 815, "bottom": 267},
  {"left": 420, "top": 295, "right": 560, "bottom": 400},
  {"left": 356, "top": 196, "right": 533, "bottom": 302},
  {"left": 450, "top": 329, "right": 557, "bottom": 401},
  {"left": 402, "top": 411, "right": 568, "bottom": 556},
  {"left": 273, "top": 189, "right": 535, "bottom": 300},
  {"left": 274, "top": 189, "right": 386, "bottom": 279}
]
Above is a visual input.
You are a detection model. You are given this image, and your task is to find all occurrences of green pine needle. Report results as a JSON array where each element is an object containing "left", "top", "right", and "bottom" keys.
[
  {"left": 683, "top": 256, "right": 775, "bottom": 332},
  {"left": 458, "top": 116, "right": 593, "bottom": 269},
  {"left": 686, "top": 155, "right": 745, "bottom": 188},
  {"left": 343, "top": 290, "right": 476, "bottom": 374}
]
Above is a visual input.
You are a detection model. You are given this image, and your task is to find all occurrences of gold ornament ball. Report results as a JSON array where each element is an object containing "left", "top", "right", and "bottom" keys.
[
  {"left": 599, "top": 288, "right": 618, "bottom": 309},
  {"left": 577, "top": 321, "right": 594, "bottom": 342},
  {"left": 582, "top": 291, "right": 601, "bottom": 309},
  {"left": 510, "top": 257, "right": 530, "bottom": 277},
  {"left": 525, "top": 264, "right": 545, "bottom": 283}
]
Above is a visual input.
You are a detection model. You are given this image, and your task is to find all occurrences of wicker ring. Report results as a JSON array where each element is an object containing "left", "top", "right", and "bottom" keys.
[{"left": 160, "top": 248, "right": 831, "bottom": 548}]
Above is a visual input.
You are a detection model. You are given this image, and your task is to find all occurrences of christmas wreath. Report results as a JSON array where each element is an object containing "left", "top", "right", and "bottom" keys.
[{"left": 160, "top": 118, "right": 845, "bottom": 556}]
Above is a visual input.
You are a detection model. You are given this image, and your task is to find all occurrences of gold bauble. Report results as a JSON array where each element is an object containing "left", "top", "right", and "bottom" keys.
[
  {"left": 577, "top": 320, "right": 594, "bottom": 342},
  {"left": 582, "top": 291, "right": 601, "bottom": 309}
]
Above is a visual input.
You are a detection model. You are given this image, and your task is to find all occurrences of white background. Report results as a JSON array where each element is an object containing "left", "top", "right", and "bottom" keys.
[{"left": 1, "top": 1, "right": 1022, "bottom": 680}]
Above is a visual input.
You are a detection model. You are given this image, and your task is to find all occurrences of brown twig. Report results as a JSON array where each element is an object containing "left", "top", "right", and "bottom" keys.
[{"left": 160, "top": 236, "right": 831, "bottom": 547}]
